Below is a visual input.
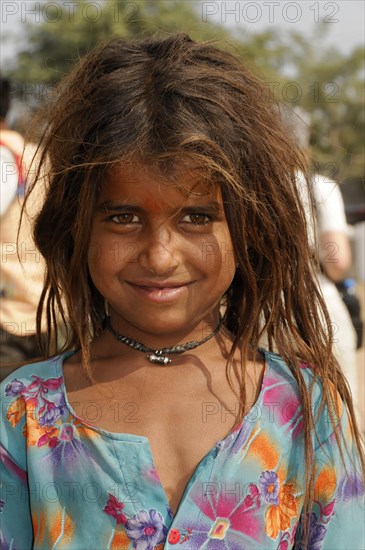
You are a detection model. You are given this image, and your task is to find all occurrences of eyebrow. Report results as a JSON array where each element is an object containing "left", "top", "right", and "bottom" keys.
[
  {"left": 96, "top": 202, "right": 143, "bottom": 213},
  {"left": 96, "top": 200, "right": 223, "bottom": 213}
]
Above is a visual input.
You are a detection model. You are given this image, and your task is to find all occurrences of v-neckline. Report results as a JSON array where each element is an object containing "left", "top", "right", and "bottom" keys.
[
  {"left": 146, "top": 439, "right": 219, "bottom": 519},
  {"left": 56, "top": 349, "right": 269, "bottom": 520}
]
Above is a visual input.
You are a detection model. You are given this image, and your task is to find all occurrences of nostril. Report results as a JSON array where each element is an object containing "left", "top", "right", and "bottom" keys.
[{"left": 137, "top": 242, "right": 180, "bottom": 274}]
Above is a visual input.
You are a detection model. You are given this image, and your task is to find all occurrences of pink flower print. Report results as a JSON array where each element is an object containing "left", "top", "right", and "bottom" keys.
[
  {"left": 188, "top": 482, "right": 262, "bottom": 546},
  {"left": 59, "top": 425, "right": 73, "bottom": 441},
  {"left": 144, "top": 466, "right": 161, "bottom": 484},
  {"left": 262, "top": 375, "right": 302, "bottom": 437},
  {"left": 277, "top": 531, "right": 291, "bottom": 549},
  {"left": 103, "top": 493, "right": 128, "bottom": 525},
  {"left": 24, "top": 375, "right": 63, "bottom": 399},
  {"left": 242, "top": 483, "right": 261, "bottom": 511},
  {"left": 313, "top": 499, "right": 336, "bottom": 525},
  {"left": 37, "top": 427, "right": 59, "bottom": 448},
  {"left": 8, "top": 375, "right": 65, "bottom": 423}
]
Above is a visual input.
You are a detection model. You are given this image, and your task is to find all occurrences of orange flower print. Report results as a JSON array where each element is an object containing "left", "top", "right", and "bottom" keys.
[
  {"left": 25, "top": 415, "right": 59, "bottom": 447},
  {"left": 6, "top": 397, "right": 25, "bottom": 428},
  {"left": 265, "top": 479, "right": 299, "bottom": 540}
]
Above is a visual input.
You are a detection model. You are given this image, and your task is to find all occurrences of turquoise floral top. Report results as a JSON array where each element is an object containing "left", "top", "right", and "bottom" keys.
[{"left": 0, "top": 350, "right": 364, "bottom": 549}]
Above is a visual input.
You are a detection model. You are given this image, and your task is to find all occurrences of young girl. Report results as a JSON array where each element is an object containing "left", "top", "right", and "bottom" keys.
[{"left": 1, "top": 34, "right": 364, "bottom": 550}]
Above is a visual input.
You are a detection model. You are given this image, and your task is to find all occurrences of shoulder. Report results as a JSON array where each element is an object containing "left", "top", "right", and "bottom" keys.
[
  {"left": 312, "top": 175, "right": 348, "bottom": 231},
  {"left": 1, "top": 354, "right": 63, "bottom": 393},
  {"left": 262, "top": 350, "right": 343, "bottom": 446},
  {"left": 0, "top": 129, "right": 25, "bottom": 156},
  {"left": 262, "top": 349, "right": 319, "bottom": 395},
  {"left": 1, "top": 354, "right": 71, "bottom": 466},
  {"left": 1, "top": 354, "right": 67, "bottom": 444},
  {"left": 263, "top": 348, "right": 336, "bottom": 402},
  {"left": 0, "top": 144, "right": 16, "bottom": 161},
  {"left": 312, "top": 174, "right": 341, "bottom": 202}
]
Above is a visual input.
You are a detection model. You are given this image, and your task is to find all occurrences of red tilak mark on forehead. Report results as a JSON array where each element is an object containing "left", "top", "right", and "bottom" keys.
[{"left": 142, "top": 195, "right": 164, "bottom": 216}]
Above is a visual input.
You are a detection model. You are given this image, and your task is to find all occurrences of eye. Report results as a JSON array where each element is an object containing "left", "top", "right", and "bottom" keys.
[
  {"left": 180, "top": 213, "right": 212, "bottom": 225},
  {"left": 108, "top": 213, "right": 140, "bottom": 224}
]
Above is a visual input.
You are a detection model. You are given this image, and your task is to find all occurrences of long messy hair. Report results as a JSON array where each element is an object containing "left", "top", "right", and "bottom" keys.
[{"left": 27, "top": 33, "right": 363, "bottom": 541}]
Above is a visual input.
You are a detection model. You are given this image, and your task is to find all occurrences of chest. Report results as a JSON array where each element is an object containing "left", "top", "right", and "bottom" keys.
[
  {"left": 63, "top": 355, "right": 264, "bottom": 515},
  {"left": 69, "top": 387, "right": 239, "bottom": 515}
]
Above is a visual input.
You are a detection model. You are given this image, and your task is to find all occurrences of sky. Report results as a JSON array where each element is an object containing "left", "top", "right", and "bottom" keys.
[
  {"left": 1, "top": 0, "right": 364, "bottom": 65},
  {"left": 199, "top": 0, "right": 364, "bottom": 53}
]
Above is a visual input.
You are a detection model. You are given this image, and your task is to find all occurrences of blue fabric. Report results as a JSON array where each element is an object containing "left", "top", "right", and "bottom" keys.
[{"left": 1, "top": 350, "right": 364, "bottom": 549}]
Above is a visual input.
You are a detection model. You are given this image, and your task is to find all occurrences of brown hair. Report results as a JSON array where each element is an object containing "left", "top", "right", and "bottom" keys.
[{"left": 27, "top": 33, "right": 364, "bottom": 542}]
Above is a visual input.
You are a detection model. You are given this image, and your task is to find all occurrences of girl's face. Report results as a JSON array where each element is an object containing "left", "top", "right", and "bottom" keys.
[{"left": 88, "top": 162, "right": 236, "bottom": 342}]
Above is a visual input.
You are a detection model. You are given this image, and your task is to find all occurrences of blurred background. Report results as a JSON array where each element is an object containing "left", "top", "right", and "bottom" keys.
[{"left": 1, "top": 0, "right": 364, "bottom": 427}]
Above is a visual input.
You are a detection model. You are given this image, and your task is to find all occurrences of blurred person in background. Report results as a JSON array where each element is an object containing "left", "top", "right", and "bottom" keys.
[
  {"left": 283, "top": 106, "right": 360, "bottom": 418},
  {"left": 0, "top": 76, "right": 45, "bottom": 381}
]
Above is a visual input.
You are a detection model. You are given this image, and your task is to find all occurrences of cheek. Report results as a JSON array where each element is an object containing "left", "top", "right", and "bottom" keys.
[
  {"left": 87, "top": 232, "right": 114, "bottom": 287},
  {"left": 219, "top": 238, "right": 236, "bottom": 278},
  {"left": 87, "top": 223, "right": 100, "bottom": 264},
  {"left": 87, "top": 232, "right": 107, "bottom": 275},
  {"left": 87, "top": 241, "right": 102, "bottom": 268},
  {"left": 220, "top": 225, "right": 238, "bottom": 279},
  {"left": 201, "top": 231, "right": 236, "bottom": 287},
  {"left": 217, "top": 229, "right": 237, "bottom": 290},
  {"left": 87, "top": 236, "right": 138, "bottom": 285},
  {"left": 87, "top": 246, "right": 102, "bottom": 292},
  {"left": 220, "top": 245, "right": 237, "bottom": 290}
]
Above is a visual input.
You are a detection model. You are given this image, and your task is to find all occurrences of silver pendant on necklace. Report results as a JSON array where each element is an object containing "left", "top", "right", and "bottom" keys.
[{"left": 147, "top": 352, "right": 171, "bottom": 365}]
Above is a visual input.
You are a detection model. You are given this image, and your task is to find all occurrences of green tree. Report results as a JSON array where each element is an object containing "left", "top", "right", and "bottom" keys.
[
  {"left": 266, "top": 27, "right": 365, "bottom": 179},
  {"left": 8, "top": 0, "right": 231, "bottom": 84},
  {"left": 5, "top": 1, "right": 364, "bottom": 178}
]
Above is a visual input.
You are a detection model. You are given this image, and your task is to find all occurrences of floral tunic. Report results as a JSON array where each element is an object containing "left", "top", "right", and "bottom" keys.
[{"left": 0, "top": 350, "right": 363, "bottom": 550}]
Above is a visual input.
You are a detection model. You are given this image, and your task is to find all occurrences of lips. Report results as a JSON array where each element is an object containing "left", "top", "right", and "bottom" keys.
[
  {"left": 128, "top": 280, "right": 191, "bottom": 288},
  {"left": 126, "top": 281, "right": 193, "bottom": 303}
]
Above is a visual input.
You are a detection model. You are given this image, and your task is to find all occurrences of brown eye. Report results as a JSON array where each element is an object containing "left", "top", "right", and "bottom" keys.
[
  {"left": 109, "top": 213, "right": 139, "bottom": 224},
  {"left": 181, "top": 213, "right": 211, "bottom": 225}
]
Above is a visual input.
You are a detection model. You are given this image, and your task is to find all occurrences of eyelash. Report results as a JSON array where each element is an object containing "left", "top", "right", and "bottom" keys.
[
  {"left": 107, "top": 212, "right": 213, "bottom": 226},
  {"left": 108, "top": 213, "right": 139, "bottom": 224},
  {"left": 180, "top": 213, "right": 212, "bottom": 225}
]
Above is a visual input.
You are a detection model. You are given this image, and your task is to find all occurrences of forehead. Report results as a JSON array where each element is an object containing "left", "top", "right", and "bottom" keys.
[{"left": 99, "top": 162, "right": 221, "bottom": 206}]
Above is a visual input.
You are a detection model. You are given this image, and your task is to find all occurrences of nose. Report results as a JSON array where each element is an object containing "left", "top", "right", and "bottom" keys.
[{"left": 138, "top": 227, "right": 180, "bottom": 275}]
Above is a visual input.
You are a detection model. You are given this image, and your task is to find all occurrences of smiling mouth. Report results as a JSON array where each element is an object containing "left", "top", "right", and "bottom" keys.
[{"left": 126, "top": 281, "right": 193, "bottom": 303}]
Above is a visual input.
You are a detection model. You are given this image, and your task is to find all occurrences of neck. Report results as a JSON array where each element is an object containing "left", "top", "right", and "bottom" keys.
[
  {"left": 93, "top": 305, "right": 233, "bottom": 364},
  {"left": 107, "top": 312, "right": 222, "bottom": 351},
  {"left": 105, "top": 315, "right": 223, "bottom": 349}
]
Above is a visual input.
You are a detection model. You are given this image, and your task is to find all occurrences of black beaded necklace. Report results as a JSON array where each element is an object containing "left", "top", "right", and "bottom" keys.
[{"left": 105, "top": 316, "right": 224, "bottom": 364}]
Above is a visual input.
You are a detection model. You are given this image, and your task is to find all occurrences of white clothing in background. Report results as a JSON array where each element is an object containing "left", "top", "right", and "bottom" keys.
[
  {"left": 307, "top": 174, "right": 358, "bottom": 405},
  {"left": 0, "top": 145, "right": 18, "bottom": 215}
]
